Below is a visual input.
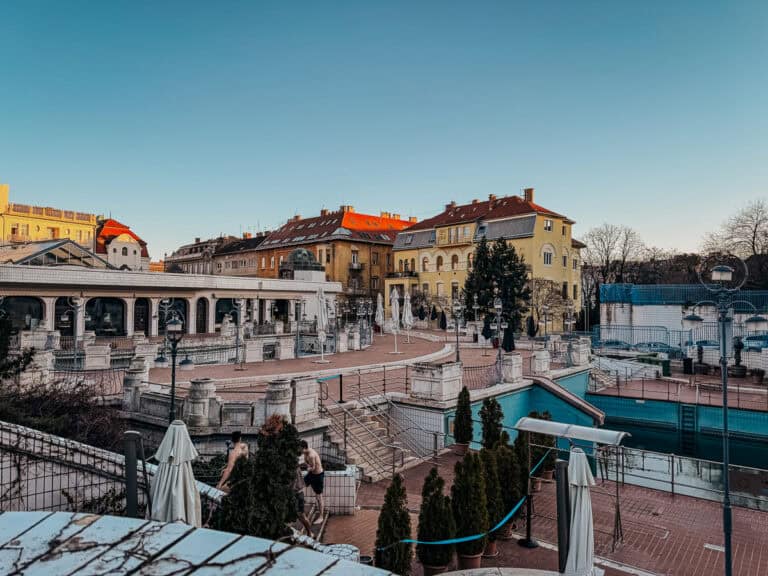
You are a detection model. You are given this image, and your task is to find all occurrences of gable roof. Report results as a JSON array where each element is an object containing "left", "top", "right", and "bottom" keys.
[
  {"left": 405, "top": 194, "right": 571, "bottom": 232},
  {"left": 95, "top": 219, "right": 149, "bottom": 257},
  {"left": 215, "top": 234, "right": 269, "bottom": 255},
  {"left": 0, "top": 239, "right": 113, "bottom": 268},
  {"left": 259, "top": 209, "right": 413, "bottom": 250}
]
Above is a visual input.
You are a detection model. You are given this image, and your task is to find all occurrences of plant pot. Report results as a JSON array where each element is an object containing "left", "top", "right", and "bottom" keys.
[
  {"left": 531, "top": 477, "right": 542, "bottom": 492},
  {"left": 421, "top": 564, "right": 449, "bottom": 576},
  {"left": 498, "top": 522, "right": 517, "bottom": 540},
  {"left": 457, "top": 553, "right": 483, "bottom": 570},
  {"left": 452, "top": 443, "right": 469, "bottom": 456},
  {"left": 541, "top": 469, "right": 554, "bottom": 481},
  {"left": 483, "top": 540, "right": 499, "bottom": 558}
]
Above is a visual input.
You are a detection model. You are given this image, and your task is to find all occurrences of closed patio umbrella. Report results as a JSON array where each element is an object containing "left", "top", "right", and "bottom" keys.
[
  {"left": 150, "top": 420, "right": 201, "bottom": 527},
  {"left": 402, "top": 290, "right": 414, "bottom": 343},
  {"left": 389, "top": 287, "right": 402, "bottom": 354},
  {"left": 315, "top": 288, "right": 330, "bottom": 363},
  {"left": 375, "top": 293, "right": 385, "bottom": 329},
  {"left": 565, "top": 448, "right": 601, "bottom": 576}
]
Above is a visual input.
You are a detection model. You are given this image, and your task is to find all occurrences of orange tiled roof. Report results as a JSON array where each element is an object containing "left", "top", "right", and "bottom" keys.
[{"left": 95, "top": 218, "right": 149, "bottom": 257}]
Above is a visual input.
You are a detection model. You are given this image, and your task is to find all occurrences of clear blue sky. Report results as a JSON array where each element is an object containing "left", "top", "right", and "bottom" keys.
[{"left": 1, "top": 1, "right": 766, "bottom": 258}]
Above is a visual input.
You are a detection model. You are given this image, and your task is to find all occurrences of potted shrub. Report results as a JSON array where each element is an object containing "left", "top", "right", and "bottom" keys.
[
  {"left": 375, "top": 474, "right": 412, "bottom": 575},
  {"left": 453, "top": 386, "right": 473, "bottom": 454},
  {"left": 417, "top": 468, "right": 456, "bottom": 575},
  {"left": 480, "top": 397, "right": 503, "bottom": 449},
  {"left": 494, "top": 436, "right": 521, "bottom": 539},
  {"left": 480, "top": 449, "right": 503, "bottom": 558},
  {"left": 752, "top": 368, "right": 765, "bottom": 385},
  {"left": 451, "top": 453, "right": 488, "bottom": 569}
]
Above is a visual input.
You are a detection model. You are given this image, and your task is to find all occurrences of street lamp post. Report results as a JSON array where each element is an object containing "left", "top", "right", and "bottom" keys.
[
  {"left": 494, "top": 296, "right": 503, "bottom": 368},
  {"left": 682, "top": 260, "right": 768, "bottom": 576},
  {"left": 166, "top": 313, "right": 184, "bottom": 423},
  {"left": 472, "top": 294, "right": 480, "bottom": 322},
  {"left": 452, "top": 299, "right": 463, "bottom": 363},
  {"left": 60, "top": 296, "right": 83, "bottom": 370},
  {"left": 366, "top": 299, "right": 373, "bottom": 344}
]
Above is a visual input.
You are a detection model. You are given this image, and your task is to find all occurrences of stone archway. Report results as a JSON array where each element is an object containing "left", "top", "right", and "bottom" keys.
[
  {"left": 85, "top": 297, "right": 127, "bottom": 336},
  {"left": 196, "top": 297, "right": 209, "bottom": 334},
  {"left": 134, "top": 298, "right": 151, "bottom": 337},
  {"left": 1, "top": 296, "right": 44, "bottom": 332}
]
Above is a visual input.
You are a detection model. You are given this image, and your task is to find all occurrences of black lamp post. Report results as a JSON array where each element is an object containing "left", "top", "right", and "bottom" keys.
[
  {"left": 452, "top": 299, "right": 463, "bottom": 362},
  {"left": 472, "top": 293, "right": 479, "bottom": 322},
  {"left": 682, "top": 259, "right": 767, "bottom": 576},
  {"left": 166, "top": 313, "right": 184, "bottom": 423}
]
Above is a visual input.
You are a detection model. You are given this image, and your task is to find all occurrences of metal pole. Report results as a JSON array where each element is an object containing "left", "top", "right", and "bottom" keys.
[
  {"left": 124, "top": 431, "right": 140, "bottom": 518},
  {"left": 719, "top": 301, "right": 733, "bottom": 576},
  {"left": 455, "top": 314, "right": 460, "bottom": 362},
  {"left": 339, "top": 373, "right": 344, "bottom": 403},
  {"left": 519, "top": 431, "right": 539, "bottom": 549},
  {"left": 169, "top": 340, "right": 177, "bottom": 422},
  {"left": 555, "top": 459, "right": 570, "bottom": 573}
]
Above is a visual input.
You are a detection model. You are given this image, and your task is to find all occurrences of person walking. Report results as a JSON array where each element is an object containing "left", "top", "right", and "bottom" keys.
[{"left": 301, "top": 440, "right": 324, "bottom": 523}]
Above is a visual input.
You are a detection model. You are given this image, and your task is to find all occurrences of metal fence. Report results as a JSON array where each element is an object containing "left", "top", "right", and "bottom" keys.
[
  {"left": 462, "top": 362, "right": 500, "bottom": 390},
  {"left": 594, "top": 323, "right": 768, "bottom": 352}
]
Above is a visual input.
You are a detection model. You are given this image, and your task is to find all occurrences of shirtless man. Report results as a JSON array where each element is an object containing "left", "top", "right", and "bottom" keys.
[
  {"left": 216, "top": 431, "right": 249, "bottom": 493},
  {"left": 300, "top": 440, "right": 324, "bottom": 523},
  {"left": 293, "top": 463, "right": 313, "bottom": 534}
]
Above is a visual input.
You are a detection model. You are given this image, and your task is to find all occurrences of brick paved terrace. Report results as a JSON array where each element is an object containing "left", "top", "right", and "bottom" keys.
[{"left": 323, "top": 451, "right": 768, "bottom": 576}]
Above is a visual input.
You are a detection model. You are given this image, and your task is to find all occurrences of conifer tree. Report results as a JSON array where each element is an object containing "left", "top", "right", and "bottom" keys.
[
  {"left": 453, "top": 386, "right": 473, "bottom": 445},
  {"left": 416, "top": 468, "right": 456, "bottom": 568},
  {"left": 375, "top": 474, "right": 413, "bottom": 574},
  {"left": 451, "top": 452, "right": 488, "bottom": 557},
  {"left": 480, "top": 397, "right": 503, "bottom": 449},
  {"left": 480, "top": 448, "right": 503, "bottom": 543}
]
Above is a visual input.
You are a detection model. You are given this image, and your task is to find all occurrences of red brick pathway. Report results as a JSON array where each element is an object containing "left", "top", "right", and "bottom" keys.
[{"left": 323, "top": 451, "right": 768, "bottom": 575}]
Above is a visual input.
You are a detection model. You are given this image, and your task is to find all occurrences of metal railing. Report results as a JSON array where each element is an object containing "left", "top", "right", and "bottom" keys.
[{"left": 462, "top": 362, "right": 500, "bottom": 390}]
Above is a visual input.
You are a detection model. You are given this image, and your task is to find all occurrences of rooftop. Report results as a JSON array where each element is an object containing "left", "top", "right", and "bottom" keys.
[
  {"left": 0, "top": 239, "right": 112, "bottom": 268},
  {"left": 95, "top": 218, "right": 149, "bottom": 257}
]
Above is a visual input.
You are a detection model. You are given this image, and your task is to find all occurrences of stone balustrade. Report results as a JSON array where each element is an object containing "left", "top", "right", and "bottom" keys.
[
  {"left": 409, "top": 360, "right": 463, "bottom": 402},
  {"left": 501, "top": 352, "right": 523, "bottom": 384}
]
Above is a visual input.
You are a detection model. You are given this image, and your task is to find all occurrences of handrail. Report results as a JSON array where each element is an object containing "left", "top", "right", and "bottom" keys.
[{"left": 324, "top": 414, "right": 389, "bottom": 480}]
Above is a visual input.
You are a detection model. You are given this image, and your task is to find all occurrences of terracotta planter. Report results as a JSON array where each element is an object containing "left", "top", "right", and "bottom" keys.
[
  {"left": 498, "top": 522, "right": 516, "bottom": 540},
  {"left": 531, "top": 477, "right": 542, "bottom": 492},
  {"left": 457, "top": 552, "right": 483, "bottom": 570},
  {"left": 452, "top": 443, "right": 469, "bottom": 456},
  {"left": 541, "top": 469, "right": 554, "bottom": 481},
  {"left": 421, "top": 564, "right": 448, "bottom": 576},
  {"left": 483, "top": 540, "right": 499, "bottom": 558}
]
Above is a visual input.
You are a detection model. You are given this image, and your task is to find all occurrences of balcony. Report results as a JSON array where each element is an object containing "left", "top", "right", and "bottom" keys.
[
  {"left": 348, "top": 261, "right": 365, "bottom": 272},
  {"left": 8, "top": 233, "right": 31, "bottom": 243},
  {"left": 386, "top": 271, "right": 418, "bottom": 279}
]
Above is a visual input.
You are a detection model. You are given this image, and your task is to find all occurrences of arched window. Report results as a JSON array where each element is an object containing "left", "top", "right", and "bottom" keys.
[
  {"left": 436, "top": 256, "right": 444, "bottom": 271},
  {"left": 467, "top": 253, "right": 473, "bottom": 269},
  {"left": 410, "top": 258, "right": 415, "bottom": 272},
  {"left": 451, "top": 254, "right": 459, "bottom": 270},
  {"left": 422, "top": 257, "right": 429, "bottom": 272},
  {"left": 404, "top": 259, "right": 409, "bottom": 272},
  {"left": 542, "top": 244, "right": 555, "bottom": 266},
  {"left": 121, "top": 247, "right": 128, "bottom": 257},
  {"left": 399, "top": 259, "right": 404, "bottom": 272}
]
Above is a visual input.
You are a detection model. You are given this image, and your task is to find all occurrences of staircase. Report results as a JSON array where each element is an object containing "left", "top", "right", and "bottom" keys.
[
  {"left": 679, "top": 404, "right": 697, "bottom": 455},
  {"left": 590, "top": 368, "right": 615, "bottom": 391},
  {"left": 324, "top": 403, "right": 417, "bottom": 482}
]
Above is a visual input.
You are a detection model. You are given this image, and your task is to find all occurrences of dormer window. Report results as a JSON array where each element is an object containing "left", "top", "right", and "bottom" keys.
[
  {"left": 404, "top": 234, "right": 414, "bottom": 245},
  {"left": 544, "top": 219, "right": 553, "bottom": 232}
]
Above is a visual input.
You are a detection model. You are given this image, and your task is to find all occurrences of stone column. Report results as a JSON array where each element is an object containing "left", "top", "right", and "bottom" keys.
[
  {"left": 186, "top": 297, "right": 197, "bottom": 335},
  {"left": 75, "top": 299, "right": 87, "bottom": 341},
  {"left": 84, "top": 344, "right": 111, "bottom": 370},
  {"left": 502, "top": 352, "right": 523, "bottom": 384},
  {"left": 409, "top": 361, "right": 463, "bottom": 401},
  {"left": 532, "top": 350, "right": 551, "bottom": 376},
  {"left": 41, "top": 297, "right": 57, "bottom": 331},
  {"left": 263, "top": 299, "right": 272, "bottom": 323},
  {"left": 149, "top": 298, "right": 160, "bottom": 337},
  {"left": 251, "top": 298, "right": 260, "bottom": 324},
  {"left": 207, "top": 297, "right": 217, "bottom": 334},
  {"left": 291, "top": 376, "right": 320, "bottom": 424},
  {"left": 123, "top": 364, "right": 149, "bottom": 412},
  {"left": 571, "top": 342, "right": 590, "bottom": 366},
  {"left": 124, "top": 297, "right": 135, "bottom": 337},
  {"left": 264, "top": 379, "right": 292, "bottom": 422},
  {"left": 186, "top": 377, "right": 217, "bottom": 427}
]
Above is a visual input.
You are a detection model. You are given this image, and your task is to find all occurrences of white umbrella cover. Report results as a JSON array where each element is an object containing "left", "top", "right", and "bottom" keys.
[
  {"left": 402, "top": 291, "right": 414, "bottom": 331},
  {"left": 150, "top": 420, "right": 202, "bottom": 527},
  {"left": 564, "top": 448, "right": 600, "bottom": 576},
  {"left": 316, "top": 288, "right": 329, "bottom": 332},
  {"left": 375, "top": 293, "right": 385, "bottom": 327},
  {"left": 389, "top": 287, "right": 400, "bottom": 333}
]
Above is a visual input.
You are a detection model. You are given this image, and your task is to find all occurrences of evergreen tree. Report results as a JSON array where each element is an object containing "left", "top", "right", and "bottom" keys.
[
  {"left": 213, "top": 415, "right": 302, "bottom": 539},
  {"left": 0, "top": 316, "right": 34, "bottom": 380},
  {"left": 430, "top": 305, "right": 438, "bottom": 321},
  {"left": 416, "top": 468, "right": 456, "bottom": 568},
  {"left": 439, "top": 310, "right": 447, "bottom": 330},
  {"left": 451, "top": 452, "right": 488, "bottom": 557},
  {"left": 479, "top": 397, "right": 503, "bottom": 449},
  {"left": 494, "top": 433, "right": 522, "bottom": 528},
  {"left": 463, "top": 237, "right": 494, "bottom": 313},
  {"left": 453, "top": 386, "right": 473, "bottom": 445},
  {"left": 418, "top": 305, "right": 426, "bottom": 321},
  {"left": 375, "top": 474, "right": 413, "bottom": 574},
  {"left": 480, "top": 448, "right": 503, "bottom": 543}
]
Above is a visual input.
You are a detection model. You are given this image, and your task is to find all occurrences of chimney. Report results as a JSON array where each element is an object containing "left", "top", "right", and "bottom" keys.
[
  {"left": 524, "top": 187, "right": 535, "bottom": 203},
  {"left": 293, "top": 214, "right": 302, "bottom": 222},
  {"left": 195, "top": 237, "right": 201, "bottom": 243},
  {"left": 340, "top": 205, "right": 354, "bottom": 213},
  {"left": 445, "top": 201, "right": 457, "bottom": 211},
  {"left": 320, "top": 208, "right": 329, "bottom": 216},
  {"left": 409, "top": 216, "right": 418, "bottom": 223},
  {"left": 380, "top": 211, "right": 391, "bottom": 219},
  {"left": 392, "top": 213, "right": 401, "bottom": 220},
  {"left": 488, "top": 194, "right": 497, "bottom": 205},
  {"left": 471, "top": 199, "right": 479, "bottom": 204},
  {"left": 243, "top": 232, "right": 252, "bottom": 239}
]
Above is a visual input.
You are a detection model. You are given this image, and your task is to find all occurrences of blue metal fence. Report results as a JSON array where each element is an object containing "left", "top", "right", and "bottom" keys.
[{"left": 600, "top": 284, "right": 768, "bottom": 311}]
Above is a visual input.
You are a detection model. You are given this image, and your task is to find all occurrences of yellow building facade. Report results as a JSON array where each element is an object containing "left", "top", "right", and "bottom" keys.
[
  {"left": 384, "top": 189, "right": 583, "bottom": 331},
  {"left": 0, "top": 184, "right": 98, "bottom": 247}
]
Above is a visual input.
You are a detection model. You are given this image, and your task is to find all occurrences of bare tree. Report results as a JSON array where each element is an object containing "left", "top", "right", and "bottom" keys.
[
  {"left": 703, "top": 199, "right": 768, "bottom": 258},
  {"left": 529, "top": 279, "right": 567, "bottom": 332},
  {"left": 582, "top": 223, "right": 645, "bottom": 284}
]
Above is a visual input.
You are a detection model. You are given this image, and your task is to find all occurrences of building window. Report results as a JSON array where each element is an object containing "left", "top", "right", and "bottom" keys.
[
  {"left": 133, "top": 250, "right": 137, "bottom": 255},
  {"left": 326, "top": 251, "right": 331, "bottom": 264},
  {"left": 372, "top": 251, "right": 379, "bottom": 265},
  {"left": 544, "top": 219, "right": 553, "bottom": 231},
  {"left": 372, "top": 277, "right": 379, "bottom": 290},
  {"left": 436, "top": 256, "right": 444, "bottom": 271},
  {"left": 270, "top": 256, "right": 275, "bottom": 269},
  {"left": 386, "top": 253, "right": 392, "bottom": 269},
  {"left": 562, "top": 282, "right": 568, "bottom": 299},
  {"left": 422, "top": 257, "right": 429, "bottom": 272},
  {"left": 573, "top": 258, "right": 578, "bottom": 270},
  {"left": 279, "top": 255, "right": 284, "bottom": 266},
  {"left": 467, "top": 253, "right": 473, "bottom": 269},
  {"left": 437, "top": 282, "right": 444, "bottom": 296},
  {"left": 121, "top": 247, "right": 128, "bottom": 256},
  {"left": 562, "top": 225, "right": 567, "bottom": 236},
  {"left": 404, "top": 234, "right": 413, "bottom": 245},
  {"left": 410, "top": 258, "right": 415, "bottom": 272},
  {"left": 562, "top": 255, "right": 567, "bottom": 267},
  {"left": 113, "top": 248, "right": 117, "bottom": 253},
  {"left": 464, "top": 226, "right": 470, "bottom": 239},
  {"left": 403, "top": 259, "right": 409, "bottom": 272},
  {"left": 422, "top": 283, "right": 429, "bottom": 294},
  {"left": 261, "top": 256, "right": 266, "bottom": 268},
  {"left": 451, "top": 254, "right": 459, "bottom": 270},
  {"left": 451, "top": 282, "right": 459, "bottom": 300},
  {"left": 438, "top": 230, "right": 447, "bottom": 244},
  {"left": 448, "top": 228, "right": 453, "bottom": 243},
  {"left": 399, "top": 259, "right": 404, "bottom": 272},
  {"left": 573, "top": 284, "right": 578, "bottom": 300},
  {"left": 543, "top": 251, "right": 553, "bottom": 266}
]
